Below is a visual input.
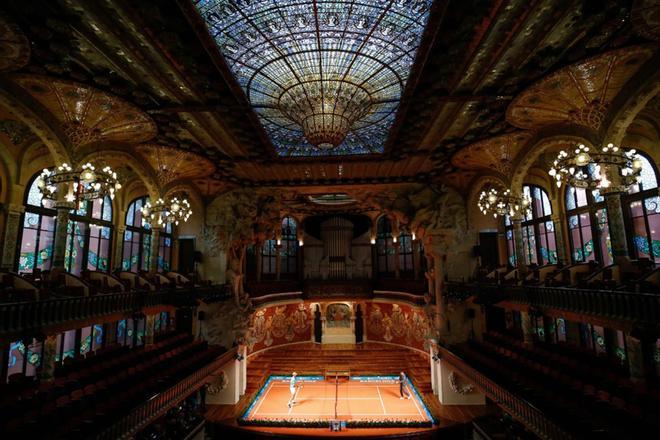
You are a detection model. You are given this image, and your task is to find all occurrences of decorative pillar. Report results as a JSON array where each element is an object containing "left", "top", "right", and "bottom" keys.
[
  {"left": 275, "top": 242, "right": 281, "bottom": 281},
  {"left": 39, "top": 334, "right": 58, "bottom": 382},
  {"left": 430, "top": 238, "right": 448, "bottom": 337},
  {"left": 145, "top": 314, "right": 155, "bottom": 346},
  {"left": 412, "top": 238, "right": 421, "bottom": 279},
  {"left": 1, "top": 203, "right": 25, "bottom": 270},
  {"left": 149, "top": 226, "right": 162, "bottom": 273},
  {"left": 114, "top": 225, "right": 126, "bottom": 271},
  {"left": 393, "top": 235, "right": 400, "bottom": 279},
  {"left": 520, "top": 310, "right": 534, "bottom": 347},
  {"left": 511, "top": 216, "right": 526, "bottom": 274},
  {"left": 603, "top": 192, "right": 629, "bottom": 262},
  {"left": 565, "top": 320, "right": 581, "bottom": 347},
  {"left": 52, "top": 201, "right": 76, "bottom": 270},
  {"left": 551, "top": 214, "right": 568, "bottom": 265},
  {"left": 625, "top": 331, "right": 646, "bottom": 382}
]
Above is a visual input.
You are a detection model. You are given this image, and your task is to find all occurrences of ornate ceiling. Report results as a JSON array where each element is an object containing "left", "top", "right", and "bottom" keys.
[
  {"left": 506, "top": 46, "right": 654, "bottom": 131},
  {"left": 0, "top": 0, "right": 657, "bottom": 198},
  {"left": 195, "top": 0, "right": 433, "bottom": 157}
]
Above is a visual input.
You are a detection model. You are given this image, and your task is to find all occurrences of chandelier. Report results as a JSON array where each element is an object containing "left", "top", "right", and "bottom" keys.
[
  {"left": 548, "top": 143, "right": 643, "bottom": 192},
  {"left": 37, "top": 162, "right": 122, "bottom": 205},
  {"left": 280, "top": 81, "right": 373, "bottom": 149},
  {"left": 478, "top": 187, "right": 531, "bottom": 218},
  {"left": 140, "top": 195, "right": 192, "bottom": 227}
]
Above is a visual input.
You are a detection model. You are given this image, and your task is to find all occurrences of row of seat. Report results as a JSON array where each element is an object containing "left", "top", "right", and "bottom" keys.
[
  {"left": 2, "top": 335, "right": 223, "bottom": 438},
  {"left": 454, "top": 338, "right": 659, "bottom": 438}
]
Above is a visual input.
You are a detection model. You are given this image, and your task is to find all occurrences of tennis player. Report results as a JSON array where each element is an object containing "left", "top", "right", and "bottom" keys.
[
  {"left": 287, "top": 372, "right": 299, "bottom": 408},
  {"left": 399, "top": 371, "right": 411, "bottom": 399}
]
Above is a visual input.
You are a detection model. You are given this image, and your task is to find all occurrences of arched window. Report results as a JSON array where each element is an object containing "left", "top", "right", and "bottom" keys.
[
  {"left": 64, "top": 196, "right": 113, "bottom": 274},
  {"left": 376, "top": 216, "right": 396, "bottom": 275},
  {"left": 280, "top": 217, "right": 298, "bottom": 276},
  {"left": 504, "top": 185, "right": 557, "bottom": 266},
  {"left": 565, "top": 185, "right": 611, "bottom": 265},
  {"left": 157, "top": 222, "right": 173, "bottom": 271},
  {"left": 122, "top": 197, "right": 151, "bottom": 272},
  {"left": 17, "top": 174, "right": 57, "bottom": 273},
  {"left": 261, "top": 237, "right": 277, "bottom": 275},
  {"left": 624, "top": 153, "right": 659, "bottom": 262}
]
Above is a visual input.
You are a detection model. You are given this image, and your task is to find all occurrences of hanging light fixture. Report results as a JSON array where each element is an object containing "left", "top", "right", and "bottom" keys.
[
  {"left": 478, "top": 186, "right": 531, "bottom": 218},
  {"left": 37, "top": 162, "right": 122, "bottom": 206},
  {"left": 140, "top": 195, "right": 192, "bottom": 227},
  {"left": 548, "top": 143, "right": 643, "bottom": 192}
]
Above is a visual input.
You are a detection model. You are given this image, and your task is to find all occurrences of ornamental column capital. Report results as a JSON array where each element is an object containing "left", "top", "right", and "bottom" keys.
[{"left": 0, "top": 203, "right": 25, "bottom": 214}]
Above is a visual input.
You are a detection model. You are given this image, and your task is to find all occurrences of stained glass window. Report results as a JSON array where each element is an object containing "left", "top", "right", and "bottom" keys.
[
  {"left": 566, "top": 185, "right": 610, "bottom": 264},
  {"left": 122, "top": 196, "right": 152, "bottom": 272},
  {"left": 261, "top": 238, "right": 277, "bottom": 275},
  {"left": 157, "top": 222, "right": 173, "bottom": 272},
  {"left": 625, "top": 153, "right": 659, "bottom": 262},
  {"left": 18, "top": 174, "right": 56, "bottom": 273},
  {"left": 377, "top": 216, "right": 396, "bottom": 275},
  {"left": 62, "top": 196, "right": 113, "bottom": 275},
  {"left": 505, "top": 185, "right": 556, "bottom": 266},
  {"left": 194, "top": 0, "right": 434, "bottom": 157},
  {"left": 280, "top": 217, "right": 298, "bottom": 275}
]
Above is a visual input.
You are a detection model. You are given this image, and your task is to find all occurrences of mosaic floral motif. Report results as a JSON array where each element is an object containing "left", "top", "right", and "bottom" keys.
[
  {"left": 451, "top": 132, "right": 533, "bottom": 176},
  {"left": 367, "top": 302, "right": 428, "bottom": 348},
  {"left": 507, "top": 46, "right": 654, "bottom": 130},
  {"left": 247, "top": 304, "right": 312, "bottom": 352},
  {"left": 11, "top": 75, "right": 157, "bottom": 147},
  {"left": 195, "top": 0, "right": 433, "bottom": 157}
]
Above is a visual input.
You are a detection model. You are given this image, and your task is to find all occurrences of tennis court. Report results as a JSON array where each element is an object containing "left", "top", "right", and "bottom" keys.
[{"left": 241, "top": 375, "right": 434, "bottom": 424}]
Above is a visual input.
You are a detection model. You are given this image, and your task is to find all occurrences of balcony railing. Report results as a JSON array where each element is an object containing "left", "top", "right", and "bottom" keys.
[
  {"left": 0, "top": 286, "right": 226, "bottom": 339},
  {"left": 446, "top": 282, "right": 660, "bottom": 325},
  {"left": 95, "top": 347, "right": 237, "bottom": 440},
  {"left": 436, "top": 345, "right": 575, "bottom": 440}
]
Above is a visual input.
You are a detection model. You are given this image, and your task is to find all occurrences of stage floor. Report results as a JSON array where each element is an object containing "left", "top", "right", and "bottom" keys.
[{"left": 242, "top": 376, "right": 434, "bottom": 424}]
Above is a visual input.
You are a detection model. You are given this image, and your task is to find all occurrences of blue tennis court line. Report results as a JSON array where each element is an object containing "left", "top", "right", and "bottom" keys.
[{"left": 242, "top": 374, "right": 435, "bottom": 424}]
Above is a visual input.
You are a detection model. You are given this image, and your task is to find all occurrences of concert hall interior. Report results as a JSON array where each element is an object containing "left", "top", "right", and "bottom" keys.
[{"left": 0, "top": 0, "right": 659, "bottom": 439}]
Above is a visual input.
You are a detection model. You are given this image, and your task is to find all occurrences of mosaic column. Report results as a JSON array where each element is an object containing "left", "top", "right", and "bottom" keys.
[
  {"left": 52, "top": 201, "right": 75, "bottom": 270},
  {"left": 520, "top": 310, "right": 534, "bottom": 347},
  {"left": 114, "top": 225, "right": 126, "bottom": 271},
  {"left": 625, "top": 332, "right": 646, "bottom": 382},
  {"left": 1, "top": 203, "right": 24, "bottom": 270},
  {"left": 145, "top": 314, "right": 155, "bottom": 346},
  {"left": 149, "top": 226, "right": 162, "bottom": 272},
  {"left": 604, "top": 192, "right": 629, "bottom": 262},
  {"left": 39, "top": 334, "right": 58, "bottom": 382},
  {"left": 512, "top": 216, "right": 527, "bottom": 274},
  {"left": 551, "top": 214, "right": 568, "bottom": 265}
]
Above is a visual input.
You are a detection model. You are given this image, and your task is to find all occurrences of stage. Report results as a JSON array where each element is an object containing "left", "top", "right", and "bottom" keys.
[{"left": 240, "top": 375, "right": 434, "bottom": 427}]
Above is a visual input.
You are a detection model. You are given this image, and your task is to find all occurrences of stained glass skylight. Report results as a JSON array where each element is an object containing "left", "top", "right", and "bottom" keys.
[{"left": 195, "top": 0, "right": 434, "bottom": 157}]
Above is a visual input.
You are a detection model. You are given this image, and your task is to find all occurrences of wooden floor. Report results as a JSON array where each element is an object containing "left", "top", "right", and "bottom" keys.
[{"left": 205, "top": 342, "right": 496, "bottom": 438}]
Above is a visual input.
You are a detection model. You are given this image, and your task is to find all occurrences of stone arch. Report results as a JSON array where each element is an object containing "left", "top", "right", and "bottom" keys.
[
  {"left": 0, "top": 84, "right": 70, "bottom": 164},
  {"left": 602, "top": 52, "right": 660, "bottom": 146},
  {"left": 510, "top": 134, "right": 597, "bottom": 194}
]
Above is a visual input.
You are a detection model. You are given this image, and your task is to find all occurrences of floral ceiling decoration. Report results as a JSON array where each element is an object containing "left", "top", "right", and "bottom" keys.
[
  {"left": 135, "top": 144, "right": 216, "bottom": 188},
  {"left": 451, "top": 132, "right": 534, "bottom": 176},
  {"left": 195, "top": 0, "right": 434, "bottom": 157},
  {"left": 0, "top": 14, "right": 30, "bottom": 72},
  {"left": 11, "top": 75, "right": 157, "bottom": 149},
  {"left": 506, "top": 46, "right": 655, "bottom": 131}
]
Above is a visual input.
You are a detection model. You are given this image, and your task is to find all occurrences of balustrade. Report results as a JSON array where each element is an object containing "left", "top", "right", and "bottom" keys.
[
  {"left": 436, "top": 345, "right": 574, "bottom": 440},
  {"left": 95, "top": 348, "right": 237, "bottom": 439}
]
